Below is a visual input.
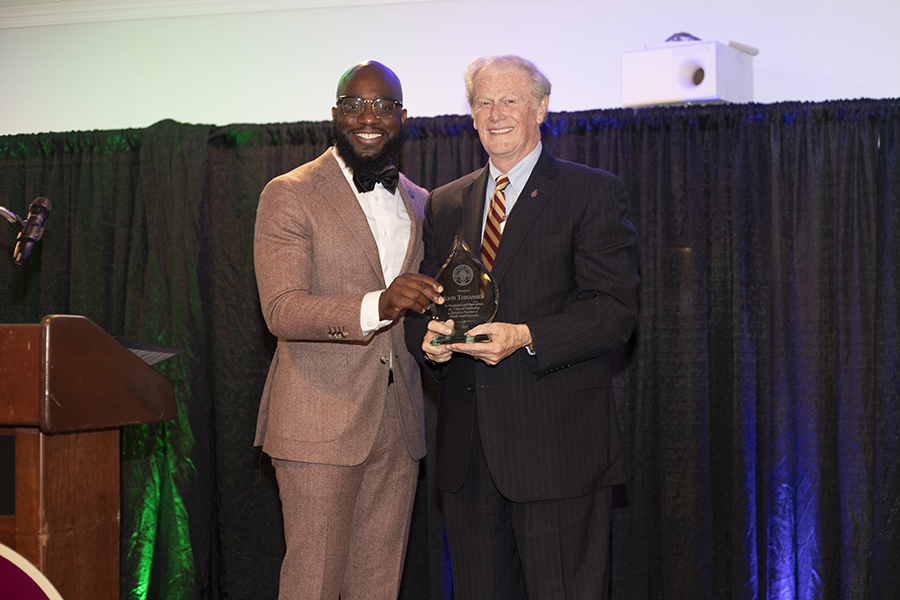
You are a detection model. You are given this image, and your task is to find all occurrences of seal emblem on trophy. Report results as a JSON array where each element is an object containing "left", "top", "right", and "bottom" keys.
[{"left": 430, "top": 236, "right": 498, "bottom": 345}]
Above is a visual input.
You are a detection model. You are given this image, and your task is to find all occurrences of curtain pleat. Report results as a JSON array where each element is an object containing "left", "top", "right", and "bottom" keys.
[{"left": 1, "top": 99, "right": 898, "bottom": 600}]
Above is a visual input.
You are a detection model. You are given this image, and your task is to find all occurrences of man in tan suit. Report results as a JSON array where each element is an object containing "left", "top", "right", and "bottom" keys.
[{"left": 253, "top": 61, "right": 443, "bottom": 600}]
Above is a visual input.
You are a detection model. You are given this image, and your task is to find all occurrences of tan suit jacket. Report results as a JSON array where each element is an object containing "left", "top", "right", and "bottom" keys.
[{"left": 254, "top": 148, "right": 428, "bottom": 466}]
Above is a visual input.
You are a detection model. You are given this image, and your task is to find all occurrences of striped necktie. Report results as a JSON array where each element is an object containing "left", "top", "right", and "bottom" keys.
[{"left": 481, "top": 174, "right": 509, "bottom": 270}]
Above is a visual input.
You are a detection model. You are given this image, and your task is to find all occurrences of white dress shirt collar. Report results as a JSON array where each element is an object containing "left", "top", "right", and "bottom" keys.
[{"left": 482, "top": 142, "right": 543, "bottom": 237}]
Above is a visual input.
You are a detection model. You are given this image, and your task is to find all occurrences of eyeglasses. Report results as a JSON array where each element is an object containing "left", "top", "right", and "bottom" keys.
[{"left": 337, "top": 96, "right": 402, "bottom": 119}]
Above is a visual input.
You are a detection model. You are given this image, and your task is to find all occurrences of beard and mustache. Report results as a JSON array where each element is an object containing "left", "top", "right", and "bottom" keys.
[{"left": 331, "top": 121, "right": 405, "bottom": 180}]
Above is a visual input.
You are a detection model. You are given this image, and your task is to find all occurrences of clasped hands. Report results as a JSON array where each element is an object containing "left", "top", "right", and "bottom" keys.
[
  {"left": 423, "top": 319, "right": 532, "bottom": 366},
  {"left": 378, "top": 273, "right": 531, "bottom": 366}
]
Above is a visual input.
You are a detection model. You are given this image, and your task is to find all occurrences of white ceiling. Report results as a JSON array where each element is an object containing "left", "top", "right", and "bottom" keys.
[
  {"left": 0, "top": 0, "right": 93, "bottom": 6},
  {"left": 0, "top": 0, "right": 435, "bottom": 29}
]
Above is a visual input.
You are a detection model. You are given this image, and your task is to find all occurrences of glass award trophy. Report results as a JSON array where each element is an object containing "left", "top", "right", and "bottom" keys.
[{"left": 430, "top": 237, "right": 498, "bottom": 345}]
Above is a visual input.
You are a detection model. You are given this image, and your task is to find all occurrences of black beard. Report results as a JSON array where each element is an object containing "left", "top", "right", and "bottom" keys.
[{"left": 331, "top": 121, "right": 405, "bottom": 179}]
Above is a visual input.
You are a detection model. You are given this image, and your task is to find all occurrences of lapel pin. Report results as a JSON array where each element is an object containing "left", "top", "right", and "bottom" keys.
[{"left": 531, "top": 189, "right": 538, "bottom": 198}]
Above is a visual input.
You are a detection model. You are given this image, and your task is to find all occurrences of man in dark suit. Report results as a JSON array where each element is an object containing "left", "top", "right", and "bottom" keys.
[
  {"left": 254, "top": 61, "right": 442, "bottom": 600},
  {"left": 405, "top": 55, "right": 640, "bottom": 599}
]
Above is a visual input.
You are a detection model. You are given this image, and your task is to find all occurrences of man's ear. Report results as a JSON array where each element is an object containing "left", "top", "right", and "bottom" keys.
[{"left": 537, "top": 95, "right": 549, "bottom": 123}]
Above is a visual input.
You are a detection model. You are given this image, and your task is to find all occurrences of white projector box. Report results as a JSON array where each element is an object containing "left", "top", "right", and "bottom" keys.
[{"left": 622, "top": 40, "right": 756, "bottom": 108}]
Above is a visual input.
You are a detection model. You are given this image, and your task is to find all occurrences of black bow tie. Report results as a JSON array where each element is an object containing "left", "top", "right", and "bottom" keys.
[{"left": 353, "top": 166, "right": 399, "bottom": 194}]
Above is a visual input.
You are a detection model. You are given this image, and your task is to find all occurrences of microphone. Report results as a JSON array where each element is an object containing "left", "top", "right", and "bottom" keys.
[{"left": 13, "top": 197, "right": 51, "bottom": 267}]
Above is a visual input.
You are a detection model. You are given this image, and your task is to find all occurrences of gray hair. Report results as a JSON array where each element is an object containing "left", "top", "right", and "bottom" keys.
[{"left": 464, "top": 55, "right": 551, "bottom": 110}]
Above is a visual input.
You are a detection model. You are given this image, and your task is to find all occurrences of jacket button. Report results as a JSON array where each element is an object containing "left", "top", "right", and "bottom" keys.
[
  {"left": 467, "top": 384, "right": 476, "bottom": 393},
  {"left": 380, "top": 355, "right": 389, "bottom": 364}
]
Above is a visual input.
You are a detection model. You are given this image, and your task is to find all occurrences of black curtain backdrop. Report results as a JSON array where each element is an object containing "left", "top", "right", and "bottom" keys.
[{"left": 1, "top": 98, "right": 898, "bottom": 600}]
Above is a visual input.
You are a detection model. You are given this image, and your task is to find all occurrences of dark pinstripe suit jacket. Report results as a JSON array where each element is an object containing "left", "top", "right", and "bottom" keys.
[{"left": 406, "top": 148, "right": 640, "bottom": 502}]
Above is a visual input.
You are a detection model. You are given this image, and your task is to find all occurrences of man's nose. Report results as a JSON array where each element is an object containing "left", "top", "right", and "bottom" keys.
[{"left": 357, "top": 102, "right": 379, "bottom": 124}]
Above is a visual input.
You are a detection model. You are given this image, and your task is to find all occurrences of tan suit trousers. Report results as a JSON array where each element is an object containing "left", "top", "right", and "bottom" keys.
[{"left": 273, "top": 384, "right": 418, "bottom": 600}]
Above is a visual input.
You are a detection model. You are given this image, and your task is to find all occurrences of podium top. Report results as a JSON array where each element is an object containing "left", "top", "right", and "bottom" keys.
[{"left": 0, "top": 315, "right": 175, "bottom": 433}]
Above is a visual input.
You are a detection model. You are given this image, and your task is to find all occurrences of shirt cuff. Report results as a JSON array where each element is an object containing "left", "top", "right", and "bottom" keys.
[{"left": 361, "top": 290, "right": 393, "bottom": 333}]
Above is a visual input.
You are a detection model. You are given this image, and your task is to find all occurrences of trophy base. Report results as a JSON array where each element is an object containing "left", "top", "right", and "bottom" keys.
[{"left": 430, "top": 333, "right": 491, "bottom": 345}]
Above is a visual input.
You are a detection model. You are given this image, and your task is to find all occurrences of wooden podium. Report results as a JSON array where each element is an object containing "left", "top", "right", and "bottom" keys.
[{"left": 0, "top": 315, "right": 175, "bottom": 600}]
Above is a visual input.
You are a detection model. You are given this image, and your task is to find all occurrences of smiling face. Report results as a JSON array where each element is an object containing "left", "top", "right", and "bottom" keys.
[
  {"left": 470, "top": 65, "right": 549, "bottom": 173},
  {"left": 331, "top": 62, "right": 407, "bottom": 170}
]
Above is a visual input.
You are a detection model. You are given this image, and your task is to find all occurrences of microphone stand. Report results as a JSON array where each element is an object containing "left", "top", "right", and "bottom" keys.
[{"left": 1, "top": 206, "right": 24, "bottom": 231}]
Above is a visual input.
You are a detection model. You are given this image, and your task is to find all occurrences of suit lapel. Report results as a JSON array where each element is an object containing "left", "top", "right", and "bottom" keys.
[
  {"left": 398, "top": 182, "right": 418, "bottom": 274},
  {"left": 316, "top": 151, "right": 387, "bottom": 287},
  {"left": 490, "top": 149, "right": 560, "bottom": 282},
  {"left": 460, "top": 167, "right": 491, "bottom": 254}
]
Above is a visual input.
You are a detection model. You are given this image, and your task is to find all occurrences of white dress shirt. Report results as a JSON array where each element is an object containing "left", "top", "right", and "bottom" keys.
[
  {"left": 333, "top": 148, "right": 411, "bottom": 334},
  {"left": 482, "top": 142, "right": 543, "bottom": 240}
]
